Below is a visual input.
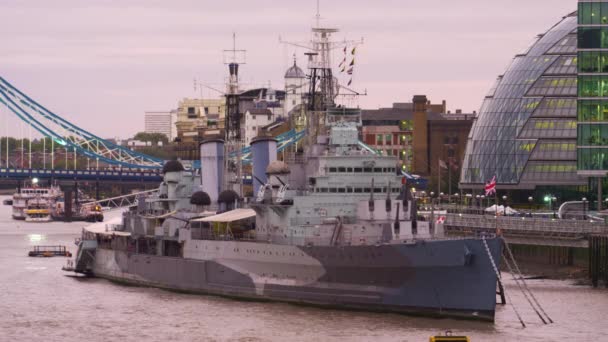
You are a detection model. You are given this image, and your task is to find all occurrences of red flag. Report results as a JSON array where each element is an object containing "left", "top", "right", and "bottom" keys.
[{"left": 484, "top": 175, "right": 496, "bottom": 196}]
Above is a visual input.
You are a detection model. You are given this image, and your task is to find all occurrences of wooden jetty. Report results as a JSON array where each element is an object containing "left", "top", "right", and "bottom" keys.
[{"left": 589, "top": 235, "right": 608, "bottom": 288}]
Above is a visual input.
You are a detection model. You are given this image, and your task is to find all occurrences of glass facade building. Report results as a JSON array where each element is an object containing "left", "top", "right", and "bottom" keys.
[
  {"left": 578, "top": 1, "right": 608, "bottom": 175},
  {"left": 461, "top": 11, "right": 587, "bottom": 190}
]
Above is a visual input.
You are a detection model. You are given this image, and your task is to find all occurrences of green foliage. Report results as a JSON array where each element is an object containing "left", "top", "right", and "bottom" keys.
[{"left": 133, "top": 132, "right": 169, "bottom": 146}]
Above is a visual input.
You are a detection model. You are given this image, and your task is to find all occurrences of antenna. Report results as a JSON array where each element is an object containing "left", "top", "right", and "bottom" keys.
[{"left": 315, "top": 0, "right": 321, "bottom": 28}]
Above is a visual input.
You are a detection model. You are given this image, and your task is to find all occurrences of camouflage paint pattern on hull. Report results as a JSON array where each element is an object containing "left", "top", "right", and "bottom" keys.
[{"left": 92, "top": 237, "right": 502, "bottom": 321}]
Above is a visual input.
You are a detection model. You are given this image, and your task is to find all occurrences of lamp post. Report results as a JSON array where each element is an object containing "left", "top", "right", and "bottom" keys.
[
  {"left": 454, "top": 193, "right": 460, "bottom": 213},
  {"left": 502, "top": 195, "right": 508, "bottom": 216},
  {"left": 475, "top": 195, "right": 480, "bottom": 209},
  {"left": 466, "top": 193, "right": 472, "bottom": 208},
  {"left": 582, "top": 197, "right": 588, "bottom": 220},
  {"left": 528, "top": 196, "right": 533, "bottom": 218},
  {"left": 439, "top": 192, "right": 444, "bottom": 207}
]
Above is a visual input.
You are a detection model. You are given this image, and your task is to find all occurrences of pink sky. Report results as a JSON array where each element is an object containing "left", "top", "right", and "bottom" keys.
[{"left": 0, "top": 0, "right": 574, "bottom": 138}]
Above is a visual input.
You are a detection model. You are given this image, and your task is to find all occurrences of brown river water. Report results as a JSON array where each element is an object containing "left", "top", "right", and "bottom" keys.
[{"left": 0, "top": 196, "right": 607, "bottom": 341}]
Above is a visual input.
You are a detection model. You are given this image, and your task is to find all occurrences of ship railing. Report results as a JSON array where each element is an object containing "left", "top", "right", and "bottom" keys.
[{"left": 446, "top": 213, "right": 608, "bottom": 237}]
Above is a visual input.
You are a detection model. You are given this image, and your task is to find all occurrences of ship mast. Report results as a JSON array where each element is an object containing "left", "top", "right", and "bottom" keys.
[{"left": 223, "top": 33, "right": 247, "bottom": 197}]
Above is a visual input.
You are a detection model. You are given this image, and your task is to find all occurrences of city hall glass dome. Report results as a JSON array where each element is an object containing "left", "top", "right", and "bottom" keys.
[{"left": 460, "top": 11, "right": 586, "bottom": 190}]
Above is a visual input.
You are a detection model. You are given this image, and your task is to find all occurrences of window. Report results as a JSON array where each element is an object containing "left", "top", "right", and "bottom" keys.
[
  {"left": 363, "top": 167, "right": 372, "bottom": 172},
  {"left": 204, "top": 107, "right": 209, "bottom": 115},
  {"left": 578, "top": 124, "right": 608, "bottom": 146},
  {"left": 578, "top": 100, "right": 608, "bottom": 122},
  {"left": 347, "top": 167, "right": 353, "bottom": 172},
  {"left": 187, "top": 107, "right": 196, "bottom": 119},
  {"left": 579, "top": 75, "right": 608, "bottom": 97},
  {"left": 578, "top": 51, "right": 607, "bottom": 73},
  {"left": 376, "top": 134, "right": 383, "bottom": 145},
  {"left": 354, "top": 167, "right": 363, "bottom": 173},
  {"left": 385, "top": 134, "right": 392, "bottom": 145},
  {"left": 578, "top": 27, "right": 608, "bottom": 49},
  {"left": 338, "top": 167, "right": 346, "bottom": 172},
  {"left": 329, "top": 167, "right": 337, "bottom": 173}
]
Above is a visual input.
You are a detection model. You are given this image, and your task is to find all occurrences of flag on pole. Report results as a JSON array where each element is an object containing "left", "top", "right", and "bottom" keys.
[
  {"left": 347, "top": 78, "right": 352, "bottom": 86},
  {"left": 438, "top": 159, "right": 448, "bottom": 169},
  {"left": 351, "top": 46, "right": 356, "bottom": 55},
  {"left": 485, "top": 175, "right": 497, "bottom": 196},
  {"left": 349, "top": 59, "right": 355, "bottom": 66}
]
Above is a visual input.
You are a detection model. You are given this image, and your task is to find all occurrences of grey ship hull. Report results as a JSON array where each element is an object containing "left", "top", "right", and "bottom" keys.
[{"left": 91, "top": 237, "right": 502, "bottom": 321}]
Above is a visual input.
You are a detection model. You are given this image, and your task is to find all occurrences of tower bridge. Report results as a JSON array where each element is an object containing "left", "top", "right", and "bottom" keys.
[{"left": 0, "top": 77, "right": 306, "bottom": 182}]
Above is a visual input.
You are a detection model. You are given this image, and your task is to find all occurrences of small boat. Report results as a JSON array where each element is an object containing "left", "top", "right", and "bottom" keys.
[
  {"left": 24, "top": 198, "right": 52, "bottom": 222},
  {"left": 430, "top": 331, "right": 470, "bottom": 342},
  {"left": 12, "top": 182, "right": 61, "bottom": 220},
  {"left": 28, "top": 245, "right": 72, "bottom": 257}
]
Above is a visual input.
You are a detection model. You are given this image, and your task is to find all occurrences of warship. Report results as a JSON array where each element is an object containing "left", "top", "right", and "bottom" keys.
[
  {"left": 66, "top": 16, "right": 503, "bottom": 322},
  {"left": 67, "top": 108, "right": 503, "bottom": 321}
]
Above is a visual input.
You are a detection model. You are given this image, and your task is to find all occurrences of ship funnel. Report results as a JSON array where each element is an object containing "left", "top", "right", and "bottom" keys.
[
  {"left": 200, "top": 139, "right": 225, "bottom": 204},
  {"left": 251, "top": 137, "right": 277, "bottom": 196}
]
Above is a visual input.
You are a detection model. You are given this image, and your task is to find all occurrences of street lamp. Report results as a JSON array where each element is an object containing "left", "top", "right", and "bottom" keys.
[
  {"left": 454, "top": 193, "right": 460, "bottom": 212},
  {"left": 528, "top": 196, "right": 533, "bottom": 218},
  {"left": 582, "top": 197, "right": 588, "bottom": 220},
  {"left": 439, "top": 192, "right": 444, "bottom": 206},
  {"left": 502, "top": 195, "right": 508, "bottom": 216},
  {"left": 465, "top": 193, "right": 472, "bottom": 208}
]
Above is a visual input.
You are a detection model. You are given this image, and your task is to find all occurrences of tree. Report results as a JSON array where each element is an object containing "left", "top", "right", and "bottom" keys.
[{"left": 133, "top": 132, "right": 169, "bottom": 146}]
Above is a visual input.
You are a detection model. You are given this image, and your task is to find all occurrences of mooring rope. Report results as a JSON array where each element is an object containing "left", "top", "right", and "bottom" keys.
[
  {"left": 482, "top": 236, "right": 526, "bottom": 328},
  {"left": 502, "top": 237, "right": 554, "bottom": 323}
]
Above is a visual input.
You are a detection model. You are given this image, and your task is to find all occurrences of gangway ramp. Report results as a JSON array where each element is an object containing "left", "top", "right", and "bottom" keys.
[{"left": 84, "top": 189, "right": 158, "bottom": 212}]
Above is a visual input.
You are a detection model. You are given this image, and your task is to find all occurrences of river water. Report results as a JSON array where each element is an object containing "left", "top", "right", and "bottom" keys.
[{"left": 0, "top": 195, "right": 607, "bottom": 341}]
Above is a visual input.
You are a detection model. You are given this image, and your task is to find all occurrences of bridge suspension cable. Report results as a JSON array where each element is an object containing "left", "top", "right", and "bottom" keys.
[{"left": 0, "top": 77, "right": 164, "bottom": 169}]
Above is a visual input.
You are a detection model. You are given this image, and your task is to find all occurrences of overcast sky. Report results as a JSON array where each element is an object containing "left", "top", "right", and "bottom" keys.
[{"left": 0, "top": 0, "right": 574, "bottom": 138}]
